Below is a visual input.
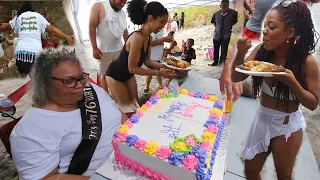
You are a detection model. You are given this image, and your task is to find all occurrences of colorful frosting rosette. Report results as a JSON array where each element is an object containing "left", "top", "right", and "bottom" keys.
[{"left": 169, "top": 137, "right": 192, "bottom": 154}]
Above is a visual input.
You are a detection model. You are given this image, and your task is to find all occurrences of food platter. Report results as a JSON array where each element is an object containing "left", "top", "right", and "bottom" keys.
[
  {"left": 235, "top": 61, "right": 286, "bottom": 77},
  {"left": 161, "top": 57, "right": 192, "bottom": 71}
]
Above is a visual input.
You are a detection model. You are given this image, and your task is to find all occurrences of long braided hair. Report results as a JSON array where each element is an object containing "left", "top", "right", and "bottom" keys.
[{"left": 252, "top": 1, "right": 319, "bottom": 102}]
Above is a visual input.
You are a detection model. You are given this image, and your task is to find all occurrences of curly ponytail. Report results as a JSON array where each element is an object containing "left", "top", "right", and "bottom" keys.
[{"left": 127, "top": 0, "right": 168, "bottom": 25}]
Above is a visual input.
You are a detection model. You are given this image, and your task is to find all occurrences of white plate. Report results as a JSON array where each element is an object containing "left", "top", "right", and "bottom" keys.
[
  {"left": 161, "top": 60, "right": 192, "bottom": 71},
  {"left": 235, "top": 67, "right": 286, "bottom": 77}
]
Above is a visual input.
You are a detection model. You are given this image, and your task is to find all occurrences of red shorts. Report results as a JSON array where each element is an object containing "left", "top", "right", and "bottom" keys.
[{"left": 242, "top": 26, "right": 260, "bottom": 40}]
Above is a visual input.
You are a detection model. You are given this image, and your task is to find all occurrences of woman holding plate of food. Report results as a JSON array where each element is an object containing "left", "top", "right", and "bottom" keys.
[
  {"left": 231, "top": 1, "right": 320, "bottom": 179},
  {"left": 105, "top": 0, "right": 176, "bottom": 113}
]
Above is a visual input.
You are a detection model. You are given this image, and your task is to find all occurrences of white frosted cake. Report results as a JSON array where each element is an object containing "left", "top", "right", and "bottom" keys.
[{"left": 112, "top": 87, "right": 226, "bottom": 180}]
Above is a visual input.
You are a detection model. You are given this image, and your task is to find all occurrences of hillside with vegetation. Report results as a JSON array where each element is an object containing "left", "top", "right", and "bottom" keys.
[
  {"left": 173, "top": 4, "right": 245, "bottom": 52},
  {"left": 0, "top": 1, "right": 73, "bottom": 36}
]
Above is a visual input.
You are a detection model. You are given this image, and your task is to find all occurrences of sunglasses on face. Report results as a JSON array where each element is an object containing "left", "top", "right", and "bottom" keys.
[
  {"left": 277, "top": 0, "right": 297, "bottom": 8},
  {"left": 51, "top": 72, "right": 89, "bottom": 88}
]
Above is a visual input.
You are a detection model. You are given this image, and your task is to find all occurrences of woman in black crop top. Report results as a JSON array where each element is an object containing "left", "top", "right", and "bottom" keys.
[{"left": 106, "top": 0, "right": 176, "bottom": 113}]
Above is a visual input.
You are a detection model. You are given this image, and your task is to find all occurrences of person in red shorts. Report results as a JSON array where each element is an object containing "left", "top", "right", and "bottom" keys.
[{"left": 242, "top": 0, "right": 278, "bottom": 40}]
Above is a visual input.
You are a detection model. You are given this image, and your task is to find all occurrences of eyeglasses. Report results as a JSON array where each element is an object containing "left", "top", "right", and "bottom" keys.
[
  {"left": 277, "top": 0, "right": 297, "bottom": 8},
  {"left": 51, "top": 72, "right": 89, "bottom": 88}
]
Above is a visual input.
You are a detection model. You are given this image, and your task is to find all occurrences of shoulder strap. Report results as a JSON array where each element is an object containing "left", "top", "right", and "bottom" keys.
[
  {"left": 125, "top": 30, "right": 141, "bottom": 45},
  {"left": 67, "top": 84, "right": 102, "bottom": 175},
  {"left": 145, "top": 36, "right": 151, "bottom": 54}
]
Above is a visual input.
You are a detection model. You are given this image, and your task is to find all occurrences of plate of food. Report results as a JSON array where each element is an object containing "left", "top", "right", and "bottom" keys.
[
  {"left": 235, "top": 60, "right": 286, "bottom": 77},
  {"left": 161, "top": 57, "right": 191, "bottom": 71}
]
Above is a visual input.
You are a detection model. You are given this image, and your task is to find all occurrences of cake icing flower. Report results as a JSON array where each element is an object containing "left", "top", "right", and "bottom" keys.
[
  {"left": 168, "top": 152, "right": 184, "bottom": 166},
  {"left": 153, "top": 93, "right": 160, "bottom": 99},
  {"left": 134, "top": 139, "right": 147, "bottom": 151},
  {"left": 180, "top": 89, "right": 189, "bottom": 95},
  {"left": 157, "top": 89, "right": 164, "bottom": 95},
  {"left": 174, "top": 142, "right": 187, "bottom": 151},
  {"left": 129, "top": 114, "right": 139, "bottom": 123},
  {"left": 150, "top": 97, "right": 158, "bottom": 104},
  {"left": 196, "top": 163, "right": 208, "bottom": 180},
  {"left": 182, "top": 155, "right": 199, "bottom": 170},
  {"left": 209, "top": 113, "right": 219, "bottom": 119},
  {"left": 167, "top": 92, "right": 174, "bottom": 98},
  {"left": 117, "top": 124, "right": 129, "bottom": 133},
  {"left": 155, "top": 146, "right": 171, "bottom": 160},
  {"left": 213, "top": 100, "right": 224, "bottom": 110},
  {"left": 123, "top": 120, "right": 134, "bottom": 128},
  {"left": 135, "top": 110, "right": 143, "bottom": 118},
  {"left": 116, "top": 133, "right": 128, "bottom": 142},
  {"left": 126, "top": 135, "right": 139, "bottom": 147},
  {"left": 202, "top": 131, "right": 215, "bottom": 145},
  {"left": 192, "top": 145, "right": 207, "bottom": 159},
  {"left": 204, "top": 118, "right": 219, "bottom": 128},
  {"left": 206, "top": 124, "right": 218, "bottom": 134},
  {"left": 144, "top": 101, "right": 152, "bottom": 108},
  {"left": 201, "top": 94, "right": 209, "bottom": 100},
  {"left": 210, "top": 108, "right": 223, "bottom": 116},
  {"left": 208, "top": 95, "right": 218, "bottom": 102},
  {"left": 194, "top": 92, "right": 202, "bottom": 98},
  {"left": 141, "top": 105, "right": 148, "bottom": 112},
  {"left": 144, "top": 141, "right": 158, "bottom": 155},
  {"left": 188, "top": 92, "right": 195, "bottom": 97},
  {"left": 200, "top": 141, "right": 211, "bottom": 152},
  {"left": 185, "top": 137, "right": 196, "bottom": 146}
]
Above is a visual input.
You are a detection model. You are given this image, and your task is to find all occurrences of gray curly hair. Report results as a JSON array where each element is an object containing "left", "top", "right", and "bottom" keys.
[{"left": 30, "top": 48, "right": 82, "bottom": 106}]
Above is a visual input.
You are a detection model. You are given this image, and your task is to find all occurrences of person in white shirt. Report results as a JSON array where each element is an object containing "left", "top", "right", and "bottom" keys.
[
  {"left": 89, "top": 0, "right": 129, "bottom": 92},
  {"left": 0, "top": 2, "right": 73, "bottom": 77},
  {"left": 143, "top": 30, "right": 173, "bottom": 94},
  {"left": 10, "top": 49, "right": 127, "bottom": 179}
]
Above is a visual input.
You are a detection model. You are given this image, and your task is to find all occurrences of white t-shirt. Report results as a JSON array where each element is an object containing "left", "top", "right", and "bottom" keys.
[
  {"left": 10, "top": 84, "right": 121, "bottom": 180},
  {"left": 9, "top": 11, "right": 50, "bottom": 53},
  {"left": 150, "top": 32, "right": 164, "bottom": 61}
]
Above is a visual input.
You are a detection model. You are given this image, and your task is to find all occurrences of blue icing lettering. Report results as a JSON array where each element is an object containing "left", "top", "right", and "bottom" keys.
[{"left": 160, "top": 123, "right": 182, "bottom": 139}]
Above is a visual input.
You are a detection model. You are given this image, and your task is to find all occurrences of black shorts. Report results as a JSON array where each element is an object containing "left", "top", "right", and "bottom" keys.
[{"left": 15, "top": 51, "right": 36, "bottom": 74}]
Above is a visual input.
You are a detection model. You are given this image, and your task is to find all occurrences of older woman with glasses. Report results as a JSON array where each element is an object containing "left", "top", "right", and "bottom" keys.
[
  {"left": 9, "top": 49, "right": 127, "bottom": 179},
  {"left": 231, "top": 1, "right": 320, "bottom": 179}
]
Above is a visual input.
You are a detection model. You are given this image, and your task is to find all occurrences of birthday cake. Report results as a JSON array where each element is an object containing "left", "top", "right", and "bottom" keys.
[{"left": 112, "top": 87, "right": 226, "bottom": 180}]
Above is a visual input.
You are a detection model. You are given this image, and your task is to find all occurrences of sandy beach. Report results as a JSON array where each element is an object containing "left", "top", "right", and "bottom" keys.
[{"left": 1, "top": 7, "right": 320, "bottom": 180}]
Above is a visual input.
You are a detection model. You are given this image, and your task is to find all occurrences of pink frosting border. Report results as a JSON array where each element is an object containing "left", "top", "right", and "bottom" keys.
[{"left": 112, "top": 139, "right": 173, "bottom": 180}]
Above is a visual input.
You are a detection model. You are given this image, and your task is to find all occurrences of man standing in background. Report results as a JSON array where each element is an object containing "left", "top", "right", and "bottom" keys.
[
  {"left": 209, "top": 0, "right": 238, "bottom": 66},
  {"left": 89, "top": 0, "right": 128, "bottom": 92}
]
